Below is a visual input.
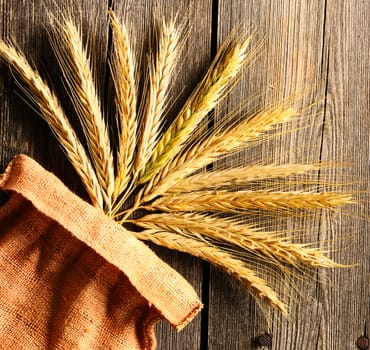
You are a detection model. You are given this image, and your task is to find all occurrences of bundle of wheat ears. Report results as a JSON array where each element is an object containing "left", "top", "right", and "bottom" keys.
[{"left": 0, "top": 10, "right": 355, "bottom": 315}]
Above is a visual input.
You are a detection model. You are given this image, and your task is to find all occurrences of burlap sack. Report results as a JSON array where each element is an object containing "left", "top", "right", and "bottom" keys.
[{"left": 0, "top": 154, "right": 201, "bottom": 349}]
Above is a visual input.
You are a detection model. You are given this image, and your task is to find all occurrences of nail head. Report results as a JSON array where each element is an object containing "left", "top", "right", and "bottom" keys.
[{"left": 356, "top": 335, "right": 369, "bottom": 350}]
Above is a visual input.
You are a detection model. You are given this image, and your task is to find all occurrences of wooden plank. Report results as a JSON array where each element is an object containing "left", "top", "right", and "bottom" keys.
[
  {"left": 209, "top": 1, "right": 329, "bottom": 349},
  {"left": 112, "top": 1, "right": 212, "bottom": 349},
  {"left": 318, "top": 0, "right": 370, "bottom": 349}
]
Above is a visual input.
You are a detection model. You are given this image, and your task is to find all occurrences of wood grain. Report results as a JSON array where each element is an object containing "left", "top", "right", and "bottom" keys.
[
  {"left": 209, "top": 1, "right": 326, "bottom": 349},
  {"left": 318, "top": 1, "right": 370, "bottom": 349},
  {"left": 0, "top": 0, "right": 368, "bottom": 349},
  {"left": 208, "top": 1, "right": 369, "bottom": 349}
]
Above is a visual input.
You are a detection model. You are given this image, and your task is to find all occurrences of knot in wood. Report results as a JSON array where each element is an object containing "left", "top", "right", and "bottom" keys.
[{"left": 356, "top": 335, "right": 369, "bottom": 350}]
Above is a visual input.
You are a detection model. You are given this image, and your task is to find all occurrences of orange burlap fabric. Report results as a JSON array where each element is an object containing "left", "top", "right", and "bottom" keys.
[{"left": 0, "top": 155, "right": 202, "bottom": 349}]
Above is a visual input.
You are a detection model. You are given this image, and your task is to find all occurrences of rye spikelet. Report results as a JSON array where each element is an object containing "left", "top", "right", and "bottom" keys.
[
  {"left": 141, "top": 107, "right": 296, "bottom": 203},
  {"left": 167, "top": 163, "right": 322, "bottom": 193},
  {"left": 110, "top": 10, "right": 137, "bottom": 198},
  {"left": 137, "top": 34, "right": 252, "bottom": 184},
  {"left": 134, "top": 213, "right": 343, "bottom": 268},
  {"left": 147, "top": 190, "right": 354, "bottom": 213},
  {"left": 0, "top": 40, "right": 103, "bottom": 208},
  {"left": 135, "top": 16, "right": 181, "bottom": 177},
  {"left": 56, "top": 19, "right": 115, "bottom": 209},
  {"left": 134, "top": 228, "right": 287, "bottom": 314}
]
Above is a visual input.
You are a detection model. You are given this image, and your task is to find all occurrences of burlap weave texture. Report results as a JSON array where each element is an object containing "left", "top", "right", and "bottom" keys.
[{"left": 0, "top": 155, "right": 202, "bottom": 349}]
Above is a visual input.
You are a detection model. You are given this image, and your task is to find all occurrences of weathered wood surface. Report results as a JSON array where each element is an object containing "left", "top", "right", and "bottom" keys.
[{"left": 0, "top": 0, "right": 368, "bottom": 349}]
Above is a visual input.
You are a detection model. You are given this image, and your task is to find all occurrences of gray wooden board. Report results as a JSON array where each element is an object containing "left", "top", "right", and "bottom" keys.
[
  {"left": 318, "top": 1, "right": 370, "bottom": 349},
  {"left": 0, "top": 0, "right": 368, "bottom": 349},
  {"left": 209, "top": 1, "right": 327, "bottom": 349},
  {"left": 208, "top": 1, "right": 370, "bottom": 350}
]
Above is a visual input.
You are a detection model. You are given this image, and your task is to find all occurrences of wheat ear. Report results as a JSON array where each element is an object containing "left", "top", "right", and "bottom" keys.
[
  {"left": 140, "top": 107, "right": 296, "bottom": 203},
  {"left": 135, "top": 16, "right": 181, "bottom": 176},
  {"left": 146, "top": 190, "right": 354, "bottom": 213},
  {"left": 56, "top": 19, "right": 114, "bottom": 210},
  {"left": 167, "top": 163, "right": 321, "bottom": 193},
  {"left": 134, "top": 213, "right": 343, "bottom": 268},
  {"left": 134, "top": 228, "right": 287, "bottom": 314},
  {"left": 109, "top": 10, "right": 137, "bottom": 198},
  {"left": 137, "top": 35, "right": 252, "bottom": 185},
  {"left": 0, "top": 40, "right": 103, "bottom": 208}
]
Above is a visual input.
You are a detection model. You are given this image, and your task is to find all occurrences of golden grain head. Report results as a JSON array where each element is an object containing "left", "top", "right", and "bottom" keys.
[
  {"left": 110, "top": 10, "right": 138, "bottom": 199},
  {"left": 167, "top": 163, "right": 322, "bottom": 193},
  {"left": 56, "top": 18, "right": 115, "bottom": 211},
  {"left": 147, "top": 190, "right": 354, "bottom": 213},
  {"left": 133, "top": 212, "right": 344, "bottom": 269},
  {"left": 137, "top": 34, "right": 253, "bottom": 185},
  {"left": 139, "top": 106, "right": 298, "bottom": 203},
  {"left": 134, "top": 228, "right": 287, "bottom": 314},
  {"left": 135, "top": 16, "right": 182, "bottom": 176},
  {"left": 0, "top": 40, "right": 104, "bottom": 208}
]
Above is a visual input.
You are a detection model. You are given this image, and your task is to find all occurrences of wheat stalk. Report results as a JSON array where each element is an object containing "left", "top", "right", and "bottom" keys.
[
  {"left": 134, "top": 213, "right": 343, "bottom": 268},
  {"left": 146, "top": 190, "right": 354, "bottom": 213},
  {"left": 167, "top": 163, "right": 322, "bottom": 193},
  {"left": 56, "top": 19, "right": 115, "bottom": 210},
  {"left": 0, "top": 40, "right": 103, "bottom": 208},
  {"left": 137, "top": 35, "right": 252, "bottom": 185},
  {"left": 109, "top": 10, "right": 137, "bottom": 198},
  {"left": 134, "top": 228, "right": 287, "bottom": 314},
  {"left": 1, "top": 12, "right": 355, "bottom": 317},
  {"left": 135, "top": 16, "right": 181, "bottom": 177},
  {"left": 140, "top": 107, "right": 296, "bottom": 204}
]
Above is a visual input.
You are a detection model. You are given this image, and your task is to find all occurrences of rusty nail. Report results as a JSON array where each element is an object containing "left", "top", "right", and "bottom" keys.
[{"left": 356, "top": 335, "right": 369, "bottom": 350}]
